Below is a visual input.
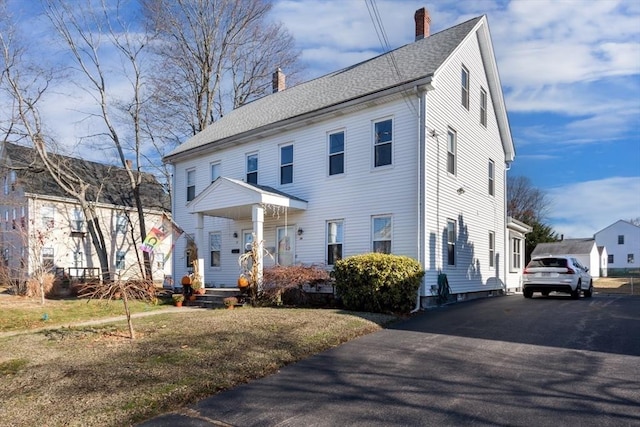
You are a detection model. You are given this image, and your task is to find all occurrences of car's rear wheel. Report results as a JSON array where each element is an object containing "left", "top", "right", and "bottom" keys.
[
  {"left": 523, "top": 289, "right": 533, "bottom": 298},
  {"left": 571, "top": 281, "right": 581, "bottom": 299},
  {"left": 584, "top": 281, "right": 593, "bottom": 298}
]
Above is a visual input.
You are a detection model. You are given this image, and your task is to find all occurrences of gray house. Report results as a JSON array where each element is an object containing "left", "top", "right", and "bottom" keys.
[{"left": 531, "top": 238, "right": 602, "bottom": 278}]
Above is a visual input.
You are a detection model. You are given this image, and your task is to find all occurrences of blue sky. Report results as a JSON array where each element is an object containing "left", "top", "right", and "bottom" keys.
[{"left": 4, "top": 0, "right": 639, "bottom": 239}]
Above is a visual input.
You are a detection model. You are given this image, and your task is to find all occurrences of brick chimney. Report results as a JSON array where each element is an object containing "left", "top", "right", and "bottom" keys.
[
  {"left": 414, "top": 7, "right": 431, "bottom": 41},
  {"left": 272, "top": 68, "right": 286, "bottom": 93}
]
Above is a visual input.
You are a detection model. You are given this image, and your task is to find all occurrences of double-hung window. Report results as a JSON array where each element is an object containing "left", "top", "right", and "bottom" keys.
[
  {"left": 512, "top": 238, "right": 522, "bottom": 270},
  {"left": 328, "top": 131, "right": 344, "bottom": 175},
  {"left": 447, "top": 220, "right": 456, "bottom": 266},
  {"left": 618, "top": 235, "right": 624, "bottom": 244},
  {"left": 480, "top": 88, "right": 487, "bottom": 126},
  {"left": 461, "top": 66, "right": 470, "bottom": 109},
  {"left": 372, "top": 216, "right": 392, "bottom": 254},
  {"left": 41, "top": 206, "right": 55, "bottom": 229},
  {"left": 116, "top": 251, "right": 126, "bottom": 270},
  {"left": 374, "top": 119, "right": 392, "bottom": 167},
  {"left": 116, "top": 214, "right": 128, "bottom": 234},
  {"left": 210, "top": 162, "right": 221, "bottom": 183},
  {"left": 280, "top": 144, "right": 293, "bottom": 185},
  {"left": 489, "top": 231, "right": 495, "bottom": 268},
  {"left": 186, "top": 169, "right": 196, "bottom": 202},
  {"left": 327, "top": 220, "right": 343, "bottom": 265},
  {"left": 210, "top": 232, "right": 221, "bottom": 267},
  {"left": 447, "top": 128, "right": 456, "bottom": 175},
  {"left": 71, "top": 208, "right": 84, "bottom": 232},
  {"left": 42, "top": 247, "right": 54, "bottom": 270},
  {"left": 246, "top": 153, "right": 258, "bottom": 184},
  {"left": 488, "top": 160, "right": 495, "bottom": 196},
  {"left": 608, "top": 254, "right": 614, "bottom": 264}
]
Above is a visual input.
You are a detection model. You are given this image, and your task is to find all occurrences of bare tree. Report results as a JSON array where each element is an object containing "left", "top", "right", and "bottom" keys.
[
  {"left": 43, "top": 0, "right": 160, "bottom": 280},
  {"left": 143, "top": 0, "right": 303, "bottom": 137}
]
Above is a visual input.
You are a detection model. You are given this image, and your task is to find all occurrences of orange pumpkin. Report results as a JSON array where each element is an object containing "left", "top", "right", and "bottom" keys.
[{"left": 237, "top": 276, "right": 249, "bottom": 288}]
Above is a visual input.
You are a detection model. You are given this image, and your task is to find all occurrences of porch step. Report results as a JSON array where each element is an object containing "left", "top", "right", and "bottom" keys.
[{"left": 190, "top": 287, "right": 247, "bottom": 309}]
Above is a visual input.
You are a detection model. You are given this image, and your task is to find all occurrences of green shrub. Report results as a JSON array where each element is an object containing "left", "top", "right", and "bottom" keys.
[{"left": 334, "top": 253, "right": 424, "bottom": 313}]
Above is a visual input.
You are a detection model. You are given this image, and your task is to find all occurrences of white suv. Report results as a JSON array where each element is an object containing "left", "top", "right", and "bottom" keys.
[{"left": 522, "top": 256, "right": 593, "bottom": 299}]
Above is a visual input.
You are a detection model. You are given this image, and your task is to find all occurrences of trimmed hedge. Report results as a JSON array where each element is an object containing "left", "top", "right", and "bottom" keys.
[{"left": 333, "top": 253, "right": 424, "bottom": 313}]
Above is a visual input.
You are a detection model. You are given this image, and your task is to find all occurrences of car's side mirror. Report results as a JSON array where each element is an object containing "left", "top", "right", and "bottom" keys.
[{"left": 584, "top": 267, "right": 589, "bottom": 272}]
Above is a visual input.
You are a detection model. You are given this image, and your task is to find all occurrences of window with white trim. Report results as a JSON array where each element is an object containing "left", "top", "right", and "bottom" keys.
[
  {"left": 71, "top": 208, "right": 84, "bottom": 232},
  {"left": 246, "top": 153, "right": 258, "bottom": 184},
  {"left": 488, "top": 160, "right": 495, "bottom": 196},
  {"left": 512, "top": 238, "right": 522, "bottom": 270},
  {"left": 210, "top": 162, "right": 221, "bottom": 183},
  {"left": 628, "top": 254, "right": 635, "bottom": 264},
  {"left": 328, "top": 131, "right": 344, "bottom": 175},
  {"left": 372, "top": 215, "right": 392, "bottom": 254},
  {"left": 42, "top": 247, "right": 54, "bottom": 270},
  {"left": 41, "top": 206, "right": 55, "bottom": 229},
  {"left": 116, "top": 213, "right": 128, "bottom": 234},
  {"left": 116, "top": 251, "right": 126, "bottom": 270},
  {"left": 374, "top": 119, "right": 392, "bottom": 167},
  {"left": 489, "top": 231, "right": 495, "bottom": 268},
  {"left": 447, "top": 128, "right": 456, "bottom": 175},
  {"left": 608, "top": 254, "right": 614, "bottom": 264},
  {"left": 461, "top": 66, "right": 470, "bottom": 109},
  {"left": 210, "top": 232, "right": 221, "bottom": 267},
  {"left": 480, "top": 87, "right": 487, "bottom": 126},
  {"left": 186, "top": 169, "right": 196, "bottom": 201},
  {"left": 280, "top": 144, "right": 293, "bottom": 185},
  {"left": 447, "top": 220, "right": 456, "bottom": 266},
  {"left": 327, "top": 220, "right": 343, "bottom": 265}
]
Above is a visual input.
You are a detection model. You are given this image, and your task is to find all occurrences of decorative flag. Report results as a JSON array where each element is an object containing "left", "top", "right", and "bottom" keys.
[{"left": 140, "top": 213, "right": 184, "bottom": 253}]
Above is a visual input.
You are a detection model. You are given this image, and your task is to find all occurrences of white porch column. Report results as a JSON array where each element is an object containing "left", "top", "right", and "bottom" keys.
[
  {"left": 252, "top": 204, "right": 264, "bottom": 291},
  {"left": 195, "top": 213, "right": 205, "bottom": 280}
]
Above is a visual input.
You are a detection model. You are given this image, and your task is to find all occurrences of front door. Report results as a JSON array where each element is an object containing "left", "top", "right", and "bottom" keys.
[{"left": 276, "top": 226, "right": 295, "bottom": 266}]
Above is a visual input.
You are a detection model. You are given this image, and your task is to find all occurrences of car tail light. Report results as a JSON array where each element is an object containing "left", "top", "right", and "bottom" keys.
[
  {"left": 563, "top": 267, "right": 575, "bottom": 274},
  {"left": 523, "top": 268, "right": 530, "bottom": 274}
]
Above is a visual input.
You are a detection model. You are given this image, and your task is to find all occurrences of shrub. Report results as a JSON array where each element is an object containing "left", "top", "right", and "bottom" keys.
[
  {"left": 26, "top": 273, "right": 55, "bottom": 298},
  {"left": 333, "top": 253, "right": 424, "bottom": 314},
  {"left": 261, "top": 264, "right": 330, "bottom": 306}
]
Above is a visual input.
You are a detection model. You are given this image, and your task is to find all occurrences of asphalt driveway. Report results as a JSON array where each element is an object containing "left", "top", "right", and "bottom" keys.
[{"left": 140, "top": 294, "right": 640, "bottom": 426}]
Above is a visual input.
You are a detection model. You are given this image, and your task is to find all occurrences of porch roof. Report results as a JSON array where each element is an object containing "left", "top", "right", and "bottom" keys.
[{"left": 187, "top": 177, "right": 307, "bottom": 219}]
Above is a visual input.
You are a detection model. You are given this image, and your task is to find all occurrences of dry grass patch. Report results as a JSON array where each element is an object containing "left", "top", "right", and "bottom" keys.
[
  {"left": 594, "top": 277, "right": 638, "bottom": 295},
  {"left": 0, "top": 307, "right": 397, "bottom": 426}
]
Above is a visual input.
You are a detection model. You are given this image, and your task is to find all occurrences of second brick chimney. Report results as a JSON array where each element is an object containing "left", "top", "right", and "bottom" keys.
[
  {"left": 272, "top": 68, "right": 286, "bottom": 93},
  {"left": 414, "top": 7, "right": 431, "bottom": 41}
]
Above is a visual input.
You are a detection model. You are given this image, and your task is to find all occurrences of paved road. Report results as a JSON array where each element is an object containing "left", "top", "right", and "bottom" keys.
[{"left": 140, "top": 294, "right": 640, "bottom": 426}]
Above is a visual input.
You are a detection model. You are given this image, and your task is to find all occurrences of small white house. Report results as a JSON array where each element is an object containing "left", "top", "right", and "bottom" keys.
[
  {"left": 164, "top": 8, "right": 517, "bottom": 307},
  {"left": 531, "top": 239, "right": 601, "bottom": 278},
  {"left": 506, "top": 216, "right": 533, "bottom": 292},
  {"left": 595, "top": 220, "right": 640, "bottom": 276}
]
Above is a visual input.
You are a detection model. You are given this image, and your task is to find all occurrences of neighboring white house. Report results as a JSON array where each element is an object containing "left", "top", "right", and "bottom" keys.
[
  {"left": 595, "top": 220, "right": 640, "bottom": 276},
  {"left": 506, "top": 216, "right": 533, "bottom": 292},
  {"left": 164, "top": 9, "right": 517, "bottom": 307},
  {"left": 0, "top": 141, "right": 173, "bottom": 284},
  {"left": 530, "top": 238, "right": 602, "bottom": 278}
]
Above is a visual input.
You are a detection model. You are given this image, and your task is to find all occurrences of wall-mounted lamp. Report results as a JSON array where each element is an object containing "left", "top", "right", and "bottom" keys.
[
  {"left": 457, "top": 187, "right": 465, "bottom": 195},
  {"left": 297, "top": 228, "right": 304, "bottom": 236},
  {"left": 233, "top": 232, "right": 238, "bottom": 238}
]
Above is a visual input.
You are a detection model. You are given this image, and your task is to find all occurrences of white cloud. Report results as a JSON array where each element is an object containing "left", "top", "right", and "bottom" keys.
[{"left": 548, "top": 177, "right": 640, "bottom": 238}]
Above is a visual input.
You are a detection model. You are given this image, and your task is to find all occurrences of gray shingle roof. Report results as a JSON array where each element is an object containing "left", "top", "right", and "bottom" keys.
[
  {"left": 2, "top": 141, "right": 170, "bottom": 211},
  {"left": 165, "top": 16, "right": 483, "bottom": 160},
  {"left": 532, "top": 239, "right": 597, "bottom": 257}
]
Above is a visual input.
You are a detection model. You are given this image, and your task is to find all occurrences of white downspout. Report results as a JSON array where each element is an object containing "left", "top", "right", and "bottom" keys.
[
  {"left": 413, "top": 84, "right": 428, "bottom": 313},
  {"left": 504, "top": 161, "right": 511, "bottom": 292}
]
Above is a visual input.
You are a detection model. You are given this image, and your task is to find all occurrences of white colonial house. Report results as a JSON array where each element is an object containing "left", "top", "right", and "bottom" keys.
[
  {"left": 0, "top": 141, "right": 173, "bottom": 285},
  {"left": 595, "top": 220, "right": 640, "bottom": 276},
  {"left": 164, "top": 9, "right": 519, "bottom": 307}
]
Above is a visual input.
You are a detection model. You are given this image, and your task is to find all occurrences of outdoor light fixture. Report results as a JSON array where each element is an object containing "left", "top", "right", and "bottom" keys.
[
  {"left": 233, "top": 232, "right": 238, "bottom": 238},
  {"left": 457, "top": 187, "right": 465, "bottom": 195},
  {"left": 297, "top": 228, "right": 304, "bottom": 236}
]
